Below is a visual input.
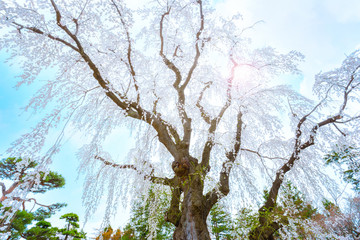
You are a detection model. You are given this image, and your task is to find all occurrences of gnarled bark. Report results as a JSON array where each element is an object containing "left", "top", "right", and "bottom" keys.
[{"left": 172, "top": 173, "right": 211, "bottom": 240}]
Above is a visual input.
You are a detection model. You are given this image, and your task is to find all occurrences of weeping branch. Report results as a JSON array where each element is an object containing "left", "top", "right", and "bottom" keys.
[
  {"left": 95, "top": 155, "right": 173, "bottom": 186},
  {"left": 252, "top": 65, "right": 360, "bottom": 239},
  {"left": 12, "top": 22, "right": 79, "bottom": 52},
  {"left": 159, "top": 1, "right": 205, "bottom": 152},
  {"left": 17, "top": 0, "right": 179, "bottom": 157},
  {"left": 111, "top": 0, "right": 140, "bottom": 103}
]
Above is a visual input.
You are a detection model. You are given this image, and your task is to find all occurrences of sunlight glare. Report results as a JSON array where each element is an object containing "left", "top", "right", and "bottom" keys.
[{"left": 233, "top": 64, "right": 259, "bottom": 89}]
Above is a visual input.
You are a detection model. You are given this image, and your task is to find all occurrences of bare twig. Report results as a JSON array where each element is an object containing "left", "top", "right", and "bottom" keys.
[
  {"left": 241, "top": 148, "right": 287, "bottom": 161},
  {"left": 12, "top": 22, "right": 79, "bottom": 52}
]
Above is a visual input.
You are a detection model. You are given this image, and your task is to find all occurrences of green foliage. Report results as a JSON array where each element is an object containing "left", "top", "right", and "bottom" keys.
[
  {"left": 57, "top": 213, "right": 86, "bottom": 239},
  {"left": 33, "top": 203, "right": 67, "bottom": 221},
  {"left": 60, "top": 213, "right": 80, "bottom": 225},
  {"left": 209, "top": 203, "right": 233, "bottom": 240},
  {"left": 2, "top": 204, "right": 67, "bottom": 240},
  {"left": 324, "top": 145, "right": 360, "bottom": 192},
  {"left": 0, "top": 157, "right": 65, "bottom": 194},
  {"left": 279, "top": 182, "right": 317, "bottom": 220},
  {"left": 24, "top": 220, "right": 58, "bottom": 240},
  {"left": 34, "top": 171, "right": 66, "bottom": 193},
  {"left": 0, "top": 157, "right": 67, "bottom": 239},
  {"left": 0, "top": 157, "right": 84, "bottom": 239},
  {"left": 125, "top": 187, "right": 174, "bottom": 240},
  {"left": 0, "top": 158, "right": 37, "bottom": 180},
  {"left": 21, "top": 212, "right": 86, "bottom": 240},
  {"left": 233, "top": 208, "right": 258, "bottom": 238},
  {"left": 7, "top": 210, "right": 34, "bottom": 239},
  {"left": 321, "top": 199, "right": 340, "bottom": 214}
]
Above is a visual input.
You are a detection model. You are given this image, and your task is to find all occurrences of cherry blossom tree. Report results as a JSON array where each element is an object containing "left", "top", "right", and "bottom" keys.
[{"left": 0, "top": 0, "right": 359, "bottom": 239}]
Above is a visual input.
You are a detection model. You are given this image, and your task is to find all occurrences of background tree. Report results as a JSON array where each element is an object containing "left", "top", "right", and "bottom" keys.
[
  {"left": 324, "top": 145, "right": 360, "bottom": 192},
  {"left": 0, "top": 158, "right": 86, "bottom": 239},
  {"left": 0, "top": 157, "right": 65, "bottom": 206},
  {"left": 4, "top": 203, "right": 65, "bottom": 240},
  {"left": 118, "top": 187, "right": 174, "bottom": 240},
  {"left": 5, "top": 210, "right": 34, "bottom": 240},
  {"left": 1, "top": 0, "right": 360, "bottom": 239},
  {"left": 209, "top": 203, "right": 233, "bottom": 240},
  {"left": 23, "top": 212, "right": 85, "bottom": 240},
  {"left": 23, "top": 220, "right": 59, "bottom": 240},
  {"left": 308, "top": 146, "right": 360, "bottom": 239},
  {"left": 95, "top": 226, "right": 134, "bottom": 240},
  {"left": 57, "top": 213, "right": 86, "bottom": 240},
  {"left": 0, "top": 157, "right": 65, "bottom": 237}
]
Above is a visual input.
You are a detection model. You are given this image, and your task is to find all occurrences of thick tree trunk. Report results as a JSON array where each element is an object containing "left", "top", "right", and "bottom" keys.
[{"left": 173, "top": 188, "right": 210, "bottom": 240}]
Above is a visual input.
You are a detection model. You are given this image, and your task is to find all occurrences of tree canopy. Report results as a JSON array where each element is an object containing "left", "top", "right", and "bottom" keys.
[
  {"left": 1, "top": 0, "right": 360, "bottom": 239},
  {"left": 0, "top": 157, "right": 65, "bottom": 231},
  {"left": 0, "top": 158, "right": 86, "bottom": 239}
]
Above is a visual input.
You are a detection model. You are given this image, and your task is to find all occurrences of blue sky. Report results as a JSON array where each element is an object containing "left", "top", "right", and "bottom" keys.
[
  {"left": 1, "top": 0, "right": 360, "bottom": 237},
  {"left": 0, "top": 53, "right": 89, "bottom": 231}
]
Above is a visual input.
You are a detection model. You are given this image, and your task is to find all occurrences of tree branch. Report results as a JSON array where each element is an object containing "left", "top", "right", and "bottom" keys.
[
  {"left": 205, "top": 111, "right": 243, "bottom": 212},
  {"left": 43, "top": 0, "right": 180, "bottom": 157},
  {"left": 111, "top": 0, "right": 140, "bottom": 103},
  {"left": 196, "top": 81, "right": 212, "bottom": 124},
  {"left": 95, "top": 155, "right": 173, "bottom": 186},
  {"left": 200, "top": 59, "right": 236, "bottom": 170},
  {"left": 159, "top": 7, "right": 182, "bottom": 88},
  {"left": 261, "top": 75, "right": 355, "bottom": 213},
  {"left": 12, "top": 22, "right": 79, "bottom": 52},
  {"left": 165, "top": 186, "right": 182, "bottom": 226},
  {"left": 159, "top": 7, "right": 194, "bottom": 151},
  {"left": 0, "top": 182, "right": 6, "bottom": 199},
  {"left": 10, "top": 197, "right": 54, "bottom": 211},
  {"left": 240, "top": 147, "right": 287, "bottom": 180},
  {"left": 240, "top": 148, "right": 287, "bottom": 161},
  {"left": 0, "top": 181, "right": 21, "bottom": 203},
  {"left": 180, "top": 0, "right": 204, "bottom": 91}
]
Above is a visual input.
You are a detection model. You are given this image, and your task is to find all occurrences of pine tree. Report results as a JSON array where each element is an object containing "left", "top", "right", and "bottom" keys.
[
  {"left": 209, "top": 203, "right": 233, "bottom": 240},
  {"left": 125, "top": 187, "right": 174, "bottom": 240},
  {"left": 57, "top": 213, "right": 86, "bottom": 240}
]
